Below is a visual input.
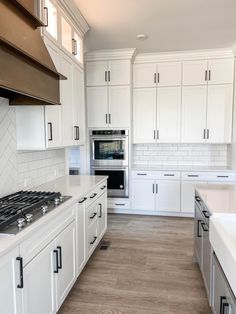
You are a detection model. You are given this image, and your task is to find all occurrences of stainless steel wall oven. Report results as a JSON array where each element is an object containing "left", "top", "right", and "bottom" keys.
[{"left": 90, "top": 130, "right": 129, "bottom": 198}]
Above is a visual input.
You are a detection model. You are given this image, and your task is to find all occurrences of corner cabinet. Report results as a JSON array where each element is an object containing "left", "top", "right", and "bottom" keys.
[
  {"left": 15, "top": 37, "right": 85, "bottom": 150},
  {"left": 85, "top": 51, "right": 135, "bottom": 129}
]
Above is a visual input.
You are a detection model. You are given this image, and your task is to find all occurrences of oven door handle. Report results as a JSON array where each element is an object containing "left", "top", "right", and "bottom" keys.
[{"left": 92, "top": 167, "right": 128, "bottom": 171}]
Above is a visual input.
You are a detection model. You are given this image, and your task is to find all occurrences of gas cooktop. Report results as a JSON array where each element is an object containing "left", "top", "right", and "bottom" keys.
[{"left": 0, "top": 190, "right": 71, "bottom": 234}]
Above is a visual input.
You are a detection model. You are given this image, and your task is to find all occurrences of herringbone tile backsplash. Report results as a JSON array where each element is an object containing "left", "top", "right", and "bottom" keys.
[{"left": 0, "top": 98, "right": 66, "bottom": 197}]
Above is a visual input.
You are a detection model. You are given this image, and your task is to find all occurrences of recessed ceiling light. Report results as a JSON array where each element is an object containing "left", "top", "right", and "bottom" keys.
[{"left": 136, "top": 34, "right": 148, "bottom": 41}]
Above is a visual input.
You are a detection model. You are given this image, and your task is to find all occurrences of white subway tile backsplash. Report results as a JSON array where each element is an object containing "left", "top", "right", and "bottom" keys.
[
  {"left": 133, "top": 143, "right": 228, "bottom": 167},
  {"left": 0, "top": 98, "right": 66, "bottom": 197}
]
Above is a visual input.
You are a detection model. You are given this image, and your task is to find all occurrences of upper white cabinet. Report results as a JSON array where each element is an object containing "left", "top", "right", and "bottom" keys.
[
  {"left": 86, "top": 50, "right": 135, "bottom": 128},
  {"left": 133, "top": 87, "right": 181, "bottom": 143},
  {"left": 43, "top": 0, "right": 58, "bottom": 40},
  {"left": 182, "top": 58, "right": 234, "bottom": 85},
  {"left": 133, "top": 62, "right": 181, "bottom": 88},
  {"left": 86, "top": 60, "right": 131, "bottom": 86},
  {"left": 61, "top": 15, "right": 73, "bottom": 54}
]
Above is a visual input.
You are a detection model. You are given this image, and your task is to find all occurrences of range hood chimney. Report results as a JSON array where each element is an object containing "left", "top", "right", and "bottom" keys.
[{"left": 0, "top": 0, "right": 66, "bottom": 106}]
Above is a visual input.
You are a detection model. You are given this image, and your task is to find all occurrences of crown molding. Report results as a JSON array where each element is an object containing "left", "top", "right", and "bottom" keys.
[
  {"left": 85, "top": 48, "right": 137, "bottom": 62},
  {"left": 60, "top": 0, "right": 90, "bottom": 37},
  {"left": 134, "top": 48, "right": 234, "bottom": 63}
]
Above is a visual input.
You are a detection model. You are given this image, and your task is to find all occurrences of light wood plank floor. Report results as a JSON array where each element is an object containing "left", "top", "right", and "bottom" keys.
[{"left": 59, "top": 214, "right": 212, "bottom": 314}]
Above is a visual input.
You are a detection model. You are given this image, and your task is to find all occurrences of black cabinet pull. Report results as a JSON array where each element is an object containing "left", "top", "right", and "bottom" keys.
[
  {"left": 90, "top": 212, "right": 97, "bottom": 219},
  {"left": 154, "top": 73, "right": 157, "bottom": 84},
  {"left": 48, "top": 122, "right": 53, "bottom": 141},
  {"left": 101, "top": 185, "right": 106, "bottom": 190},
  {"left": 217, "top": 175, "right": 229, "bottom": 178},
  {"left": 220, "top": 296, "right": 227, "bottom": 314},
  {"left": 108, "top": 71, "right": 111, "bottom": 82},
  {"left": 105, "top": 71, "right": 107, "bottom": 82},
  {"left": 90, "top": 193, "right": 97, "bottom": 199},
  {"left": 44, "top": 6, "right": 49, "bottom": 27},
  {"left": 205, "top": 70, "right": 208, "bottom": 81},
  {"left": 201, "top": 222, "right": 208, "bottom": 232},
  {"left": 202, "top": 210, "right": 210, "bottom": 219},
  {"left": 74, "top": 126, "right": 80, "bottom": 140},
  {"left": 222, "top": 302, "right": 229, "bottom": 314},
  {"left": 208, "top": 70, "right": 211, "bottom": 81},
  {"left": 164, "top": 174, "right": 175, "bottom": 177},
  {"left": 109, "top": 114, "right": 111, "bottom": 124},
  {"left": 197, "top": 220, "right": 202, "bottom": 238},
  {"left": 153, "top": 130, "right": 155, "bottom": 140},
  {"left": 98, "top": 203, "right": 102, "bottom": 218},
  {"left": 72, "top": 38, "right": 77, "bottom": 55},
  {"left": 195, "top": 196, "right": 201, "bottom": 202},
  {"left": 156, "top": 130, "right": 159, "bottom": 140},
  {"left": 105, "top": 114, "right": 108, "bottom": 124},
  {"left": 115, "top": 203, "right": 125, "bottom": 206},
  {"left": 79, "top": 197, "right": 87, "bottom": 204},
  {"left": 57, "top": 246, "right": 62, "bottom": 270},
  {"left": 90, "top": 236, "right": 97, "bottom": 245},
  {"left": 53, "top": 250, "right": 59, "bottom": 273},
  {"left": 207, "top": 129, "right": 209, "bottom": 139},
  {"left": 16, "top": 257, "right": 24, "bottom": 288},
  {"left": 137, "top": 173, "right": 147, "bottom": 176},
  {"left": 152, "top": 184, "right": 155, "bottom": 194},
  {"left": 157, "top": 73, "right": 160, "bottom": 83},
  {"left": 188, "top": 175, "right": 199, "bottom": 177},
  {"left": 203, "top": 129, "right": 206, "bottom": 139}
]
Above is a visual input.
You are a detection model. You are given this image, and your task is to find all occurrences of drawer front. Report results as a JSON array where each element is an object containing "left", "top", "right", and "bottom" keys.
[
  {"left": 20, "top": 204, "right": 75, "bottom": 266},
  {"left": 132, "top": 170, "right": 180, "bottom": 180},
  {"left": 87, "top": 202, "right": 98, "bottom": 228},
  {"left": 206, "top": 172, "right": 236, "bottom": 182},
  {"left": 108, "top": 198, "right": 131, "bottom": 209},
  {"left": 182, "top": 172, "right": 207, "bottom": 181},
  {"left": 85, "top": 180, "right": 107, "bottom": 208},
  {"left": 87, "top": 221, "right": 98, "bottom": 257}
]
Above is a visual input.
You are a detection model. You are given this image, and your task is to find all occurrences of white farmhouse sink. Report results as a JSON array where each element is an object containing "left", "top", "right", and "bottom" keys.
[{"left": 210, "top": 214, "right": 236, "bottom": 297}]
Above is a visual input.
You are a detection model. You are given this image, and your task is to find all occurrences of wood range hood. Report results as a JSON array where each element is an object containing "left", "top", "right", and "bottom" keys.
[{"left": 0, "top": 0, "right": 66, "bottom": 106}]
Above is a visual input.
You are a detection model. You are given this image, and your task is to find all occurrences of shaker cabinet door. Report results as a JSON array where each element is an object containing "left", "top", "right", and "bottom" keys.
[
  {"left": 208, "top": 59, "right": 234, "bottom": 85},
  {"left": 131, "top": 180, "right": 156, "bottom": 211},
  {"left": 86, "top": 61, "right": 108, "bottom": 86},
  {"left": 182, "top": 60, "right": 208, "bottom": 86},
  {"left": 156, "top": 181, "right": 180, "bottom": 212}
]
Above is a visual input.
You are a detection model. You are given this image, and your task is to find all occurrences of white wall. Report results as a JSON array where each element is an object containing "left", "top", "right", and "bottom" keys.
[
  {"left": 133, "top": 144, "right": 228, "bottom": 167},
  {"left": 0, "top": 98, "right": 66, "bottom": 197}
]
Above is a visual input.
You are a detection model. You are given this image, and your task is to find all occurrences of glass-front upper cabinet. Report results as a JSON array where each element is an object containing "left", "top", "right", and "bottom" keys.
[
  {"left": 61, "top": 16, "right": 73, "bottom": 54},
  {"left": 72, "top": 32, "right": 83, "bottom": 64},
  {"left": 43, "top": 0, "right": 58, "bottom": 40}
]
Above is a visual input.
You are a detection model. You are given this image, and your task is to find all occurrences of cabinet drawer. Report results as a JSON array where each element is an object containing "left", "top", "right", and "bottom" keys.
[
  {"left": 206, "top": 172, "right": 236, "bottom": 182},
  {"left": 87, "top": 221, "right": 98, "bottom": 257},
  {"left": 20, "top": 204, "right": 75, "bottom": 266},
  {"left": 132, "top": 170, "right": 180, "bottom": 180},
  {"left": 86, "top": 187, "right": 100, "bottom": 207},
  {"left": 87, "top": 202, "right": 98, "bottom": 228},
  {"left": 108, "top": 198, "right": 130, "bottom": 209},
  {"left": 182, "top": 172, "right": 207, "bottom": 181}
]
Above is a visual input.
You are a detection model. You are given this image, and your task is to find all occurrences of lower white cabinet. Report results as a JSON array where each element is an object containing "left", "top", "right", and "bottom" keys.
[
  {"left": 0, "top": 247, "right": 22, "bottom": 314},
  {"left": 131, "top": 179, "right": 180, "bottom": 212},
  {"left": 181, "top": 181, "right": 207, "bottom": 214},
  {"left": 97, "top": 191, "right": 107, "bottom": 237}
]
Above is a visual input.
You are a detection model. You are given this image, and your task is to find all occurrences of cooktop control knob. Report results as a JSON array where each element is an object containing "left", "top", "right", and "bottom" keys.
[
  {"left": 17, "top": 218, "right": 25, "bottom": 228},
  {"left": 54, "top": 198, "right": 60, "bottom": 206},
  {"left": 41, "top": 205, "right": 48, "bottom": 214},
  {"left": 59, "top": 196, "right": 63, "bottom": 202},
  {"left": 25, "top": 213, "right": 33, "bottom": 223}
]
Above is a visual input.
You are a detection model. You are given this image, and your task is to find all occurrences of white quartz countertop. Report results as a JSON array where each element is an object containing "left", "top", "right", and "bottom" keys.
[
  {"left": 0, "top": 175, "right": 107, "bottom": 257},
  {"left": 196, "top": 184, "right": 236, "bottom": 215},
  {"left": 131, "top": 165, "right": 236, "bottom": 172}
]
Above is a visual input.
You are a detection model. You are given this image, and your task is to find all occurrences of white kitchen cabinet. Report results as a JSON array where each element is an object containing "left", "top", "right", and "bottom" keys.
[
  {"left": 87, "top": 86, "right": 108, "bottom": 128},
  {"left": 133, "top": 88, "right": 156, "bottom": 143},
  {"left": 73, "top": 64, "right": 85, "bottom": 144},
  {"left": 157, "top": 62, "right": 181, "bottom": 87},
  {"left": 55, "top": 221, "right": 76, "bottom": 310},
  {"left": 156, "top": 181, "right": 180, "bottom": 212},
  {"left": 182, "top": 60, "right": 208, "bottom": 85},
  {"left": 86, "top": 60, "right": 130, "bottom": 87},
  {"left": 43, "top": 0, "right": 58, "bottom": 41},
  {"left": 108, "top": 86, "right": 130, "bottom": 128},
  {"left": 181, "top": 181, "right": 206, "bottom": 214},
  {"left": 156, "top": 87, "right": 181, "bottom": 142},
  {"left": 206, "top": 85, "right": 233, "bottom": 143},
  {"left": 131, "top": 179, "right": 156, "bottom": 210},
  {"left": 98, "top": 191, "right": 108, "bottom": 237},
  {"left": 87, "top": 85, "right": 130, "bottom": 128},
  {"left": 133, "top": 62, "right": 181, "bottom": 87},
  {"left": 0, "top": 247, "right": 22, "bottom": 314},
  {"left": 181, "top": 86, "right": 207, "bottom": 143},
  {"left": 208, "top": 59, "right": 234, "bottom": 85},
  {"left": 61, "top": 15, "right": 72, "bottom": 54},
  {"left": 133, "top": 63, "right": 157, "bottom": 88},
  {"left": 21, "top": 242, "right": 55, "bottom": 314}
]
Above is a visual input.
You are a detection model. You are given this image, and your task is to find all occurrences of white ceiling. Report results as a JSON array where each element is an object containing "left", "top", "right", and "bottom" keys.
[{"left": 74, "top": 0, "right": 236, "bottom": 53}]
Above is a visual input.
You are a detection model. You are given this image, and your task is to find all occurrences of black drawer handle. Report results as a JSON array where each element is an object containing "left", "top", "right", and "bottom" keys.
[
  {"left": 53, "top": 250, "right": 59, "bottom": 273},
  {"left": 79, "top": 197, "right": 87, "bottom": 204},
  {"left": 217, "top": 176, "right": 229, "bottom": 178},
  {"left": 188, "top": 175, "right": 199, "bottom": 177},
  {"left": 222, "top": 302, "right": 229, "bottom": 314},
  {"left": 137, "top": 173, "right": 147, "bottom": 176},
  {"left": 195, "top": 196, "right": 201, "bottom": 202},
  {"left": 90, "top": 236, "right": 97, "bottom": 245},
  {"left": 57, "top": 246, "right": 62, "bottom": 270},
  {"left": 98, "top": 203, "right": 102, "bottom": 218},
  {"left": 202, "top": 210, "right": 210, "bottom": 219},
  {"left": 115, "top": 203, "right": 125, "bottom": 206},
  {"left": 90, "top": 212, "right": 97, "bottom": 219},
  {"left": 16, "top": 257, "right": 24, "bottom": 288},
  {"left": 164, "top": 174, "right": 175, "bottom": 177},
  {"left": 90, "top": 193, "right": 97, "bottom": 199},
  {"left": 197, "top": 220, "right": 202, "bottom": 238},
  {"left": 220, "top": 296, "right": 227, "bottom": 314},
  {"left": 201, "top": 222, "right": 208, "bottom": 232},
  {"left": 101, "top": 185, "right": 106, "bottom": 190}
]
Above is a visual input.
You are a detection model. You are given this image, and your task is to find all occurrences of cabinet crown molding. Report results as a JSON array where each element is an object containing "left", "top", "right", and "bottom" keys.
[
  {"left": 134, "top": 49, "right": 234, "bottom": 64},
  {"left": 85, "top": 48, "right": 137, "bottom": 62},
  {"left": 60, "top": 0, "right": 90, "bottom": 37}
]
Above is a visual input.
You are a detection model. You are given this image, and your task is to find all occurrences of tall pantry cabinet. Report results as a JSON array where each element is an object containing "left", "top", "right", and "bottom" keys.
[{"left": 85, "top": 50, "right": 136, "bottom": 129}]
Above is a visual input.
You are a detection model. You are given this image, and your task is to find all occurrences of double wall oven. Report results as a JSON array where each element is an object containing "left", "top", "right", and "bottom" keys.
[{"left": 90, "top": 130, "right": 129, "bottom": 198}]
